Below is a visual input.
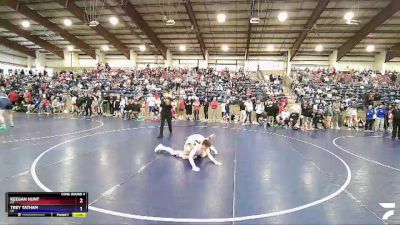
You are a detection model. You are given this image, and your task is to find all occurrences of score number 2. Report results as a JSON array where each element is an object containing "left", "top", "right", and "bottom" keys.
[{"left": 79, "top": 198, "right": 84, "bottom": 211}]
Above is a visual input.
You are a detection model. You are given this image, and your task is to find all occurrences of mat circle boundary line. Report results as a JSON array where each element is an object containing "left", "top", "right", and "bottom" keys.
[{"left": 31, "top": 126, "right": 352, "bottom": 223}]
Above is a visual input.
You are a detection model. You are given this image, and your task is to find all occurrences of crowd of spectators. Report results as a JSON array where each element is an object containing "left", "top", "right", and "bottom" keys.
[
  {"left": 0, "top": 64, "right": 286, "bottom": 124},
  {"left": 289, "top": 68, "right": 400, "bottom": 138},
  {"left": 2, "top": 64, "right": 400, "bottom": 138}
]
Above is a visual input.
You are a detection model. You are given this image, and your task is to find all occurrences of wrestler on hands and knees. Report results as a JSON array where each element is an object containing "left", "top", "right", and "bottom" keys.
[{"left": 155, "top": 134, "right": 221, "bottom": 172}]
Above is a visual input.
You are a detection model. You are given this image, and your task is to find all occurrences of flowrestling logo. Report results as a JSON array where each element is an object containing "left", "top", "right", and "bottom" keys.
[{"left": 380, "top": 203, "right": 395, "bottom": 220}]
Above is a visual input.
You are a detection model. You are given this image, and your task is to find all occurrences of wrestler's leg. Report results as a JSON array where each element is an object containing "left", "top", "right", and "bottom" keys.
[
  {"left": 7, "top": 110, "right": 14, "bottom": 127},
  {"left": 154, "top": 144, "right": 182, "bottom": 157},
  {"left": 0, "top": 110, "right": 5, "bottom": 128},
  {"left": 181, "top": 144, "right": 193, "bottom": 159}
]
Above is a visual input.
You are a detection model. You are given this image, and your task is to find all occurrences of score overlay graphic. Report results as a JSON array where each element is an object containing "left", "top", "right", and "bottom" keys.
[{"left": 6, "top": 192, "right": 88, "bottom": 218}]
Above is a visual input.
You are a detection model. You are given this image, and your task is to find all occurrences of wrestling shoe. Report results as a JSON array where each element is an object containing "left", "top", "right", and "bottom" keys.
[{"left": 154, "top": 144, "right": 163, "bottom": 153}]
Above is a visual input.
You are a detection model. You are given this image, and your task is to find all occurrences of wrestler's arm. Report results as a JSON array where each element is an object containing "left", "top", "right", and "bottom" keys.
[{"left": 207, "top": 149, "right": 222, "bottom": 166}]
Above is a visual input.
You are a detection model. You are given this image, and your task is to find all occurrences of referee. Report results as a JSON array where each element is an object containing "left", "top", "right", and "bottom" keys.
[{"left": 157, "top": 97, "right": 173, "bottom": 138}]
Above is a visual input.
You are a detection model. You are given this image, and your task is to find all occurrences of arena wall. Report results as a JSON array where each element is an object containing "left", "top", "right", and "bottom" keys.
[{"left": 0, "top": 53, "right": 400, "bottom": 73}]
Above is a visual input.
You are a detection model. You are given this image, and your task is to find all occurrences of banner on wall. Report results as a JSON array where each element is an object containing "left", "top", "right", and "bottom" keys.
[
  {"left": 292, "top": 65, "right": 329, "bottom": 70},
  {"left": 215, "top": 64, "right": 242, "bottom": 71},
  {"left": 246, "top": 61, "right": 284, "bottom": 71},
  {"left": 0, "top": 62, "right": 53, "bottom": 77}
]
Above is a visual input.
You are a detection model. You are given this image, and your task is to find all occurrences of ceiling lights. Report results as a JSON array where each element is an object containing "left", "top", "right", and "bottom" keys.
[
  {"left": 63, "top": 19, "right": 72, "bottom": 27},
  {"left": 344, "top": 11, "right": 359, "bottom": 25},
  {"left": 366, "top": 45, "right": 375, "bottom": 52},
  {"left": 163, "top": 15, "right": 175, "bottom": 26},
  {"left": 344, "top": 11, "right": 354, "bottom": 21},
  {"left": 277, "top": 11, "right": 288, "bottom": 22},
  {"left": 179, "top": 44, "right": 186, "bottom": 51},
  {"left": 67, "top": 45, "right": 74, "bottom": 51},
  {"left": 221, "top": 44, "right": 229, "bottom": 52},
  {"left": 165, "top": 19, "right": 176, "bottom": 26},
  {"left": 88, "top": 20, "right": 99, "bottom": 27},
  {"left": 21, "top": 20, "right": 30, "bottom": 28},
  {"left": 101, "top": 45, "right": 109, "bottom": 51},
  {"left": 217, "top": 13, "right": 226, "bottom": 23},
  {"left": 250, "top": 17, "right": 261, "bottom": 24},
  {"left": 250, "top": 0, "right": 261, "bottom": 24},
  {"left": 109, "top": 16, "right": 119, "bottom": 25},
  {"left": 139, "top": 45, "right": 146, "bottom": 52},
  {"left": 315, "top": 44, "right": 323, "bottom": 52},
  {"left": 267, "top": 44, "right": 274, "bottom": 51}
]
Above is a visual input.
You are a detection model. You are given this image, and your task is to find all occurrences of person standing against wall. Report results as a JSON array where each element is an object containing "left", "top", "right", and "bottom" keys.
[
  {"left": 220, "top": 100, "right": 226, "bottom": 122},
  {"left": 255, "top": 99, "right": 264, "bottom": 124},
  {"left": 147, "top": 93, "right": 156, "bottom": 120},
  {"left": 391, "top": 104, "right": 400, "bottom": 140},
  {"left": 375, "top": 102, "right": 387, "bottom": 132},
  {"left": 178, "top": 98, "right": 185, "bottom": 120},
  {"left": 239, "top": 99, "right": 246, "bottom": 124},
  {"left": 157, "top": 97, "right": 173, "bottom": 138},
  {"left": 185, "top": 97, "right": 193, "bottom": 121},
  {"left": 193, "top": 97, "right": 201, "bottom": 121},
  {"left": 224, "top": 100, "right": 231, "bottom": 123},
  {"left": 365, "top": 105, "right": 375, "bottom": 132},
  {"left": 244, "top": 98, "right": 253, "bottom": 124},
  {"left": 84, "top": 93, "right": 93, "bottom": 118},
  {"left": 210, "top": 97, "right": 218, "bottom": 122},
  {"left": 332, "top": 101, "right": 341, "bottom": 130},
  {"left": 203, "top": 98, "right": 209, "bottom": 122},
  {"left": 0, "top": 86, "right": 14, "bottom": 129}
]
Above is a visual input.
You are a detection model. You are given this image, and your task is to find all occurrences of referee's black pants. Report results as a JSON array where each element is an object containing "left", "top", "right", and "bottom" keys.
[
  {"left": 392, "top": 122, "right": 400, "bottom": 139},
  {"left": 159, "top": 113, "right": 172, "bottom": 136},
  {"left": 85, "top": 105, "right": 92, "bottom": 117}
]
